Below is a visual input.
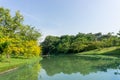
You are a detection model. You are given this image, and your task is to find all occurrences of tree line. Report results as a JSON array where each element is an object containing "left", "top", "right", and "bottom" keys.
[
  {"left": 0, "top": 7, "right": 41, "bottom": 59},
  {"left": 42, "top": 32, "right": 120, "bottom": 55}
]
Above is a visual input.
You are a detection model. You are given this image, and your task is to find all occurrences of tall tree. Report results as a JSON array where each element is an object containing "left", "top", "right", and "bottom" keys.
[{"left": 0, "top": 7, "right": 41, "bottom": 58}]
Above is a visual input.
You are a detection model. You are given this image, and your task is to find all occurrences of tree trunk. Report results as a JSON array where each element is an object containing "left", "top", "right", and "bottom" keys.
[{"left": 6, "top": 54, "right": 10, "bottom": 59}]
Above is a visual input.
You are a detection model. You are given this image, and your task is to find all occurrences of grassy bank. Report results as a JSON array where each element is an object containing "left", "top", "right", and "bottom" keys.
[
  {"left": 0, "top": 57, "right": 41, "bottom": 73},
  {"left": 76, "top": 46, "right": 120, "bottom": 55}
]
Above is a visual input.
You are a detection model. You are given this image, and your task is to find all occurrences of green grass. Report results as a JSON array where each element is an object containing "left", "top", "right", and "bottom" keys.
[
  {"left": 76, "top": 46, "right": 120, "bottom": 55},
  {"left": 0, "top": 57, "right": 41, "bottom": 73}
]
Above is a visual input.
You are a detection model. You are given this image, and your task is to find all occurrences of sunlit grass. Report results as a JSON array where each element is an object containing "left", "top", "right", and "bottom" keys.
[
  {"left": 0, "top": 57, "right": 41, "bottom": 73},
  {"left": 77, "top": 46, "right": 120, "bottom": 55}
]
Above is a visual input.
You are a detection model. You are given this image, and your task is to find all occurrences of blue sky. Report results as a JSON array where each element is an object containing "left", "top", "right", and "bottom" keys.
[{"left": 0, "top": 0, "right": 120, "bottom": 39}]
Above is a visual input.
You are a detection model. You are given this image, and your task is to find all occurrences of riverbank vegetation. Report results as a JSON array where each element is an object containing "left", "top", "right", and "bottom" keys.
[
  {"left": 0, "top": 57, "right": 40, "bottom": 73},
  {"left": 42, "top": 31, "right": 120, "bottom": 55},
  {"left": 77, "top": 46, "right": 120, "bottom": 55},
  {"left": 0, "top": 7, "right": 41, "bottom": 60},
  {"left": 0, "top": 59, "right": 41, "bottom": 80},
  {"left": 0, "top": 7, "right": 41, "bottom": 72}
]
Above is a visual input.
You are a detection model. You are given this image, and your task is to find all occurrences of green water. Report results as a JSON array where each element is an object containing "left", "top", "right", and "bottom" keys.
[
  {"left": 39, "top": 56, "right": 120, "bottom": 80},
  {"left": 0, "top": 56, "right": 120, "bottom": 80},
  {"left": 0, "top": 62, "right": 41, "bottom": 80}
]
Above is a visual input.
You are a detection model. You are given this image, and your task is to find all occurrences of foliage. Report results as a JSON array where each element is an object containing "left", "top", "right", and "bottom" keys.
[
  {"left": 42, "top": 32, "right": 120, "bottom": 55},
  {"left": 0, "top": 7, "right": 41, "bottom": 59}
]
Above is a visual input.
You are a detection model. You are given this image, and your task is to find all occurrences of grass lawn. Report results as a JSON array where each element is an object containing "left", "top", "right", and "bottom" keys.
[
  {"left": 0, "top": 57, "right": 41, "bottom": 73},
  {"left": 76, "top": 46, "right": 120, "bottom": 55}
]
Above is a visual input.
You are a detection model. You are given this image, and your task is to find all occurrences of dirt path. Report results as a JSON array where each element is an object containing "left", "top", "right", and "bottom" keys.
[{"left": 0, "top": 67, "right": 18, "bottom": 75}]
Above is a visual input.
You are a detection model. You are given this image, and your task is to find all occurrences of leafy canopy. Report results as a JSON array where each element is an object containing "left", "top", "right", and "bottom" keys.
[{"left": 0, "top": 7, "right": 41, "bottom": 58}]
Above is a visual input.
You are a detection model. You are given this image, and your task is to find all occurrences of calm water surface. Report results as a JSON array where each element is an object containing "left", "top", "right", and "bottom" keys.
[
  {"left": 0, "top": 56, "right": 120, "bottom": 80},
  {"left": 39, "top": 56, "right": 120, "bottom": 80}
]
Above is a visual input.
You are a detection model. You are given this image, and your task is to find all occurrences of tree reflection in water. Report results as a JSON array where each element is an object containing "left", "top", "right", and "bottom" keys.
[{"left": 39, "top": 56, "right": 120, "bottom": 80}]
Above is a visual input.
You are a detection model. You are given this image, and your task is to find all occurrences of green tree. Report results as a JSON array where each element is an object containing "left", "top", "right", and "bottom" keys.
[{"left": 0, "top": 7, "right": 41, "bottom": 59}]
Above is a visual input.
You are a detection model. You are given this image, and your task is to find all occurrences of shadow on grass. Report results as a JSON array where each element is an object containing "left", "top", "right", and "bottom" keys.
[{"left": 11, "top": 56, "right": 30, "bottom": 59}]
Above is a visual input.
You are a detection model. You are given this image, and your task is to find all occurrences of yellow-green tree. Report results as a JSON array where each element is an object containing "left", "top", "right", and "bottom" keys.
[{"left": 0, "top": 7, "right": 41, "bottom": 58}]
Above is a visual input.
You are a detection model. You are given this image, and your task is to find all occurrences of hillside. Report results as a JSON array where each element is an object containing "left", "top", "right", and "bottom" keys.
[{"left": 77, "top": 46, "right": 120, "bottom": 55}]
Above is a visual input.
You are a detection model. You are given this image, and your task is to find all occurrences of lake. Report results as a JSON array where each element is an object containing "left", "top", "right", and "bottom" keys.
[{"left": 0, "top": 55, "right": 120, "bottom": 80}]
